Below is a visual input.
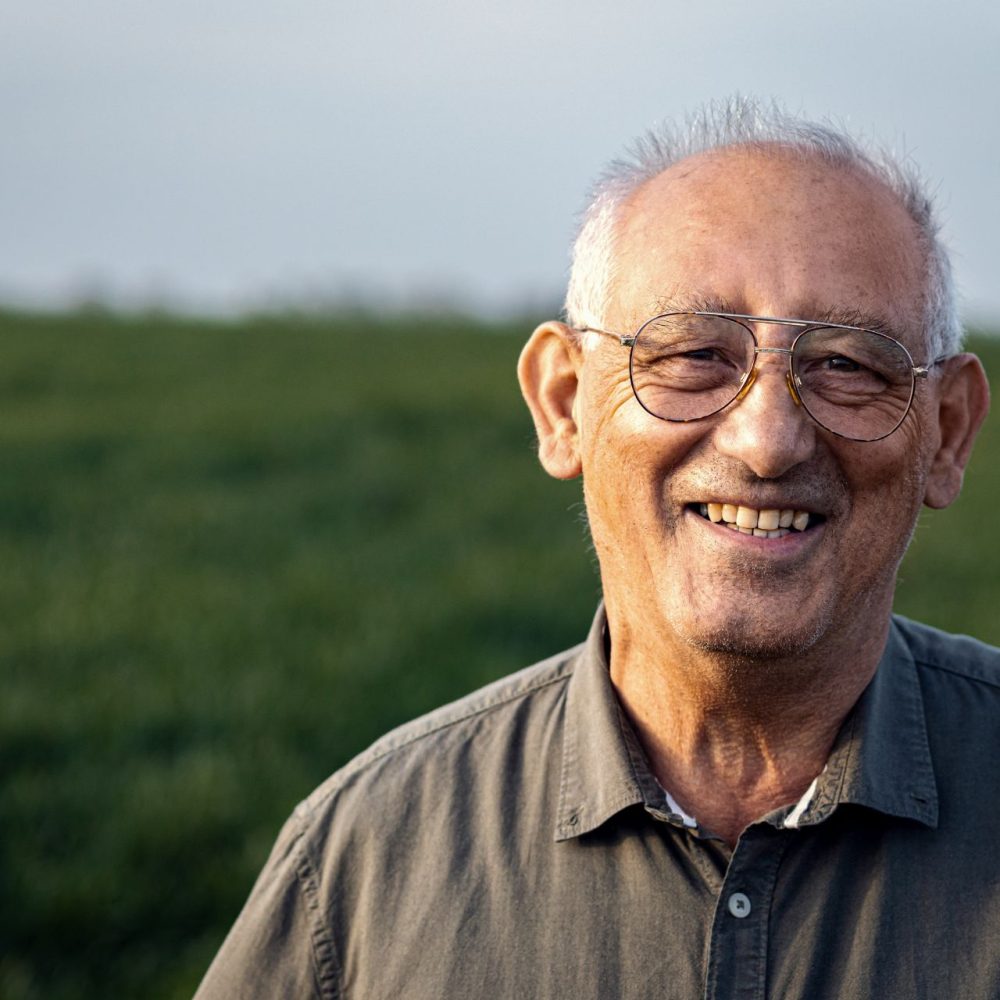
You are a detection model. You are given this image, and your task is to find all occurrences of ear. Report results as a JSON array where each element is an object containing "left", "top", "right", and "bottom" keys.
[
  {"left": 517, "top": 321, "right": 584, "bottom": 479},
  {"left": 923, "top": 353, "right": 991, "bottom": 509}
]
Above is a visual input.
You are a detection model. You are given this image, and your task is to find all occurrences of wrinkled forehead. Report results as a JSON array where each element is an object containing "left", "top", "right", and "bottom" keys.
[{"left": 608, "top": 147, "right": 929, "bottom": 351}]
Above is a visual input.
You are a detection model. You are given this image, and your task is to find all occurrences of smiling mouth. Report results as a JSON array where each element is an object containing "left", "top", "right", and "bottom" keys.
[{"left": 689, "top": 502, "right": 825, "bottom": 538}]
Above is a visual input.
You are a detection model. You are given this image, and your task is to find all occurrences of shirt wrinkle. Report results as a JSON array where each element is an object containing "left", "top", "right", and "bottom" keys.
[{"left": 293, "top": 834, "right": 344, "bottom": 1000}]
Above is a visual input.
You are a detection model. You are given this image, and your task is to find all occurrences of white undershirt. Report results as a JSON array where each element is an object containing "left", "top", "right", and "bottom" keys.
[{"left": 661, "top": 770, "right": 822, "bottom": 832}]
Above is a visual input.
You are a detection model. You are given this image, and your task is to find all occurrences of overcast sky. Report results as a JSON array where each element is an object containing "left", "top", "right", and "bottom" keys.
[{"left": 3, "top": 1, "right": 999, "bottom": 322}]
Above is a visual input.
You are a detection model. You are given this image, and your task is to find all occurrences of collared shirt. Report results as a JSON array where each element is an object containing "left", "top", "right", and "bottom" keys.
[{"left": 195, "top": 609, "right": 1000, "bottom": 999}]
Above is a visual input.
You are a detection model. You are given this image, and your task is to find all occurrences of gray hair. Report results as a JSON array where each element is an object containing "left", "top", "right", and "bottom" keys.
[{"left": 564, "top": 96, "right": 961, "bottom": 359}]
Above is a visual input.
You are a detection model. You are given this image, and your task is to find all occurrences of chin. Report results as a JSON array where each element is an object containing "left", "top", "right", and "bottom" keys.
[{"left": 674, "top": 605, "right": 833, "bottom": 663}]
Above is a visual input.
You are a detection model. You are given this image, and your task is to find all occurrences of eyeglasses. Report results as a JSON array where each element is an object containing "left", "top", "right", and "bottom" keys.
[{"left": 577, "top": 311, "right": 946, "bottom": 442}]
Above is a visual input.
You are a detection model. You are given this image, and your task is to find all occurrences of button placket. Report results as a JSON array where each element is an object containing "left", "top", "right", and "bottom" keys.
[{"left": 703, "top": 826, "right": 790, "bottom": 1000}]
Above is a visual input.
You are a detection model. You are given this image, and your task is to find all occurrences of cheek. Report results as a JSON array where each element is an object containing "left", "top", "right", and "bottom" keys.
[
  {"left": 577, "top": 379, "right": 652, "bottom": 497},
  {"left": 581, "top": 420, "right": 708, "bottom": 552},
  {"left": 838, "top": 435, "right": 928, "bottom": 564},
  {"left": 578, "top": 367, "right": 638, "bottom": 437}
]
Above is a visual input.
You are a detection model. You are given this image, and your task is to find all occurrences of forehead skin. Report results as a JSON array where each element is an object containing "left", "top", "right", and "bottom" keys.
[{"left": 607, "top": 146, "right": 929, "bottom": 351}]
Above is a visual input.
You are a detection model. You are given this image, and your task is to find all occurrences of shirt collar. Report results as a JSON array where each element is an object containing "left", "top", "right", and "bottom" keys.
[
  {"left": 555, "top": 605, "right": 663, "bottom": 841},
  {"left": 798, "top": 617, "right": 939, "bottom": 829},
  {"left": 555, "top": 608, "right": 939, "bottom": 842}
]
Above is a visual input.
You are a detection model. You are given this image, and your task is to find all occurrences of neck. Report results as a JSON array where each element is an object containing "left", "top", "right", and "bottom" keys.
[{"left": 605, "top": 599, "right": 890, "bottom": 847}]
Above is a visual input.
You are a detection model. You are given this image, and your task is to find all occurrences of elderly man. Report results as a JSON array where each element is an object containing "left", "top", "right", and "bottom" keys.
[{"left": 196, "top": 100, "right": 995, "bottom": 999}]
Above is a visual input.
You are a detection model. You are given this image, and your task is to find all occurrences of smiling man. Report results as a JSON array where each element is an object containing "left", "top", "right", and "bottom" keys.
[{"left": 196, "top": 100, "right": 997, "bottom": 999}]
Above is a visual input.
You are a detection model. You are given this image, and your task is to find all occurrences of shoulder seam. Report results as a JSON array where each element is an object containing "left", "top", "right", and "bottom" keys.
[
  {"left": 913, "top": 657, "right": 1000, "bottom": 691},
  {"left": 292, "top": 822, "right": 346, "bottom": 1000},
  {"left": 305, "top": 667, "right": 574, "bottom": 817},
  {"left": 355, "top": 669, "right": 572, "bottom": 767}
]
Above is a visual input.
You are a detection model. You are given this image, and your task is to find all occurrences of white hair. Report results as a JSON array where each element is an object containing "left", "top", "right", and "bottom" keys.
[{"left": 564, "top": 96, "right": 961, "bottom": 359}]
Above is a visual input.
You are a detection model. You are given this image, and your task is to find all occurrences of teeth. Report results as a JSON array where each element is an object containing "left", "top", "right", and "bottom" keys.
[
  {"left": 758, "top": 509, "right": 780, "bottom": 531},
  {"left": 697, "top": 502, "right": 815, "bottom": 534}
]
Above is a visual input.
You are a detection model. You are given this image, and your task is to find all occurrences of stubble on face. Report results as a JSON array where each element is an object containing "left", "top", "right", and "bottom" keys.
[{"left": 667, "top": 447, "right": 926, "bottom": 668}]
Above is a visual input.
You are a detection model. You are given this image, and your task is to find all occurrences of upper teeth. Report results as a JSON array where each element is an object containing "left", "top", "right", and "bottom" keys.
[{"left": 699, "top": 503, "right": 811, "bottom": 537}]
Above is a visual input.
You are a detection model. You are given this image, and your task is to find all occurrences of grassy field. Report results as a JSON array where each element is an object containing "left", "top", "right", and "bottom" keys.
[{"left": 1, "top": 309, "right": 998, "bottom": 999}]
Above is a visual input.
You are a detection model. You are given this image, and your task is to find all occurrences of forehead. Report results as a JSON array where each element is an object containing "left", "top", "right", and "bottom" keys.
[{"left": 608, "top": 147, "right": 928, "bottom": 344}]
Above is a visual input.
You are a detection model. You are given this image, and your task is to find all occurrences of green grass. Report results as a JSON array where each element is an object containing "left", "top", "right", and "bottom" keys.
[{"left": 0, "top": 309, "right": 997, "bottom": 999}]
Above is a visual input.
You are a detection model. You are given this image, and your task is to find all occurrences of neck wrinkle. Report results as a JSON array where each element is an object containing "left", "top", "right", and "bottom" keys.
[{"left": 604, "top": 599, "right": 889, "bottom": 845}]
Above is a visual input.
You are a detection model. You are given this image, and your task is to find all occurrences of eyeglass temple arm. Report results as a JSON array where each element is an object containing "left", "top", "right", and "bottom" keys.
[
  {"left": 575, "top": 326, "right": 635, "bottom": 346},
  {"left": 915, "top": 356, "right": 954, "bottom": 378}
]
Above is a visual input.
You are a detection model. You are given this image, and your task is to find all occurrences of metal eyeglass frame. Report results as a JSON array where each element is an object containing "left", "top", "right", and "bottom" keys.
[{"left": 576, "top": 310, "right": 947, "bottom": 442}]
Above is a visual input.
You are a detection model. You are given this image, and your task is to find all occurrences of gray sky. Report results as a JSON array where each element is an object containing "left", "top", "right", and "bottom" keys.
[{"left": 3, "top": 1, "right": 999, "bottom": 322}]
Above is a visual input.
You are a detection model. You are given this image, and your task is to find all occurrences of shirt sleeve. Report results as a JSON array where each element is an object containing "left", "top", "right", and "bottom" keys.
[{"left": 193, "top": 810, "right": 343, "bottom": 1000}]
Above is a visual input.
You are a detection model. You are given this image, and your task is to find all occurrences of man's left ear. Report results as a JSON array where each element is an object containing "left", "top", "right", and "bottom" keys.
[{"left": 923, "top": 353, "right": 991, "bottom": 509}]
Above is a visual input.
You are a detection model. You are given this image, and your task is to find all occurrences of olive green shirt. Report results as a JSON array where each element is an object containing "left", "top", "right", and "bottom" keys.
[{"left": 196, "top": 610, "right": 1000, "bottom": 999}]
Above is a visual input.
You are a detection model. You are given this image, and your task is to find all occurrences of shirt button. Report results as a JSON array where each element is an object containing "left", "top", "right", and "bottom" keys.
[{"left": 727, "top": 892, "right": 752, "bottom": 918}]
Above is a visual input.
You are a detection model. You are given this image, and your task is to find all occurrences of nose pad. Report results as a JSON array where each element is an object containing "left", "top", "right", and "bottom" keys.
[
  {"left": 734, "top": 367, "right": 757, "bottom": 401},
  {"left": 785, "top": 370, "right": 802, "bottom": 407},
  {"left": 733, "top": 365, "right": 803, "bottom": 407}
]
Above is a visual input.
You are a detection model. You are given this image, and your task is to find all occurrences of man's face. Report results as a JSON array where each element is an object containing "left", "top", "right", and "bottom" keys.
[{"left": 574, "top": 149, "right": 939, "bottom": 660}]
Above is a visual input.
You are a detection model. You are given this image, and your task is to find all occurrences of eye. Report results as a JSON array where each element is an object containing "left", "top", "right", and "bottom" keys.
[
  {"left": 823, "top": 355, "right": 862, "bottom": 373},
  {"left": 640, "top": 342, "right": 736, "bottom": 367}
]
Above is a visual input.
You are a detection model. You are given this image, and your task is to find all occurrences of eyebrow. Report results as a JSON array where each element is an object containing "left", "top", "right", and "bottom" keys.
[
  {"left": 651, "top": 293, "right": 739, "bottom": 316},
  {"left": 811, "top": 306, "right": 900, "bottom": 337},
  {"left": 645, "top": 296, "right": 902, "bottom": 338}
]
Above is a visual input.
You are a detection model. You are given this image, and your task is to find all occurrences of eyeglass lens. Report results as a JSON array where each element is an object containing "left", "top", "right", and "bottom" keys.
[{"left": 629, "top": 314, "right": 916, "bottom": 441}]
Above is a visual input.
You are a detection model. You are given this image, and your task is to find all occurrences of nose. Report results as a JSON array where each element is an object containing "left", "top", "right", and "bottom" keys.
[{"left": 712, "top": 352, "right": 817, "bottom": 478}]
